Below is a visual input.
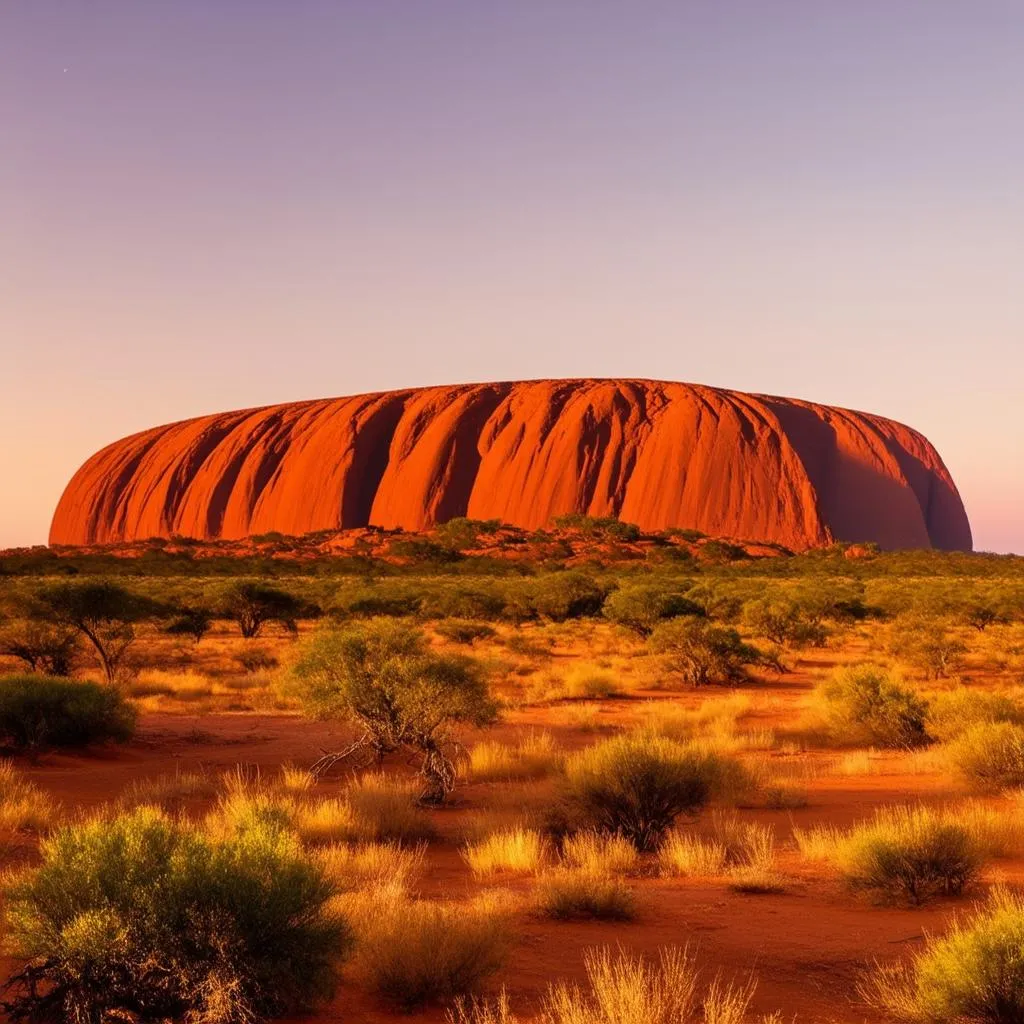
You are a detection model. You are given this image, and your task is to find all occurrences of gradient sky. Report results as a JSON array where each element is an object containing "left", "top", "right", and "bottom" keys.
[{"left": 2, "top": 2, "right": 1022, "bottom": 552}]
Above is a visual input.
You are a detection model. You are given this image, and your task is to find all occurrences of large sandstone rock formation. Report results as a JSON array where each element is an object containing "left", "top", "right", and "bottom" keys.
[{"left": 49, "top": 379, "right": 972, "bottom": 551}]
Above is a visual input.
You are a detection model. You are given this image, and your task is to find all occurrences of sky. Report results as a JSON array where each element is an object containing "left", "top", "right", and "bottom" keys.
[{"left": 2, "top": 1, "right": 1022, "bottom": 552}]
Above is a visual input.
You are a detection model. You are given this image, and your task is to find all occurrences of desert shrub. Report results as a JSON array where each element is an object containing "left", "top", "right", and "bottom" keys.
[
  {"left": 534, "top": 867, "right": 635, "bottom": 920},
  {"left": 562, "top": 732, "right": 732, "bottom": 851},
  {"left": 234, "top": 647, "right": 279, "bottom": 673},
  {"left": 435, "top": 619, "right": 497, "bottom": 644},
  {"left": 647, "top": 619, "right": 765, "bottom": 688},
  {"left": 815, "top": 663, "right": 930, "bottom": 748},
  {"left": 742, "top": 598, "right": 829, "bottom": 648},
  {"left": 464, "top": 827, "right": 549, "bottom": 877},
  {"left": 420, "top": 584, "right": 508, "bottom": 621},
  {"left": 602, "top": 585, "right": 703, "bottom": 636},
  {"left": 0, "top": 761, "right": 57, "bottom": 831},
  {"left": 946, "top": 722, "right": 1024, "bottom": 791},
  {"left": 795, "top": 805, "right": 983, "bottom": 904},
  {"left": 0, "top": 621, "right": 78, "bottom": 676},
  {"left": 530, "top": 573, "right": 610, "bottom": 622},
  {"left": 344, "top": 887, "right": 510, "bottom": 1009},
  {"left": 469, "top": 731, "right": 563, "bottom": 782},
  {"left": 561, "top": 831, "right": 641, "bottom": 875},
  {"left": 220, "top": 582, "right": 309, "bottom": 638},
  {"left": 864, "top": 888, "right": 1024, "bottom": 1022},
  {"left": 927, "top": 689, "right": 1024, "bottom": 743},
  {"left": 557, "top": 666, "right": 623, "bottom": 700},
  {"left": 3, "top": 806, "right": 348, "bottom": 1023},
  {"left": 889, "top": 622, "right": 968, "bottom": 680},
  {"left": 339, "top": 582, "right": 424, "bottom": 619},
  {"left": 0, "top": 675, "right": 136, "bottom": 751},
  {"left": 287, "top": 619, "right": 497, "bottom": 802}
]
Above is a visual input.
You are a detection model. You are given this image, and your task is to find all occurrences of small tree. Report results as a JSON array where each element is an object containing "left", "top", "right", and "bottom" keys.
[
  {"left": 889, "top": 622, "right": 967, "bottom": 680},
  {"left": 164, "top": 606, "right": 213, "bottom": 644},
  {"left": 29, "top": 582, "right": 150, "bottom": 685},
  {"left": 288, "top": 619, "right": 498, "bottom": 803},
  {"left": 647, "top": 619, "right": 765, "bottom": 687},
  {"left": 0, "top": 622, "right": 78, "bottom": 676},
  {"left": 220, "top": 582, "right": 307, "bottom": 639},
  {"left": 530, "top": 573, "right": 609, "bottom": 622}
]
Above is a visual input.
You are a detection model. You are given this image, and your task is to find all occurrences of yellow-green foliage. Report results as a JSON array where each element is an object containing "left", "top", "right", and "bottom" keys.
[
  {"left": 927, "top": 688, "right": 1024, "bottom": 743},
  {"left": 945, "top": 722, "right": 1024, "bottom": 791},
  {"left": 561, "top": 831, "right": 640, "bottom": 875},
  {"left": 534, "top": 867, "right": 636, "bottom": 921},
  {"left": 864, "top": 888, "right": 1024, "bottom": 1022},
  {"left": 795, "top": 804, "right": 983, "bottom": 904},
  {"left": 0, "top": 760, "right": 57, "bottom": 832},
  {"left": 343, "top": 887, "right": 512, "bottom": 1009},
  {"left": 464, "top": 827, "right": 549, "bottom": 877},
  {"left": 469, "top": 731, "right": 564, "bottom": 781}
]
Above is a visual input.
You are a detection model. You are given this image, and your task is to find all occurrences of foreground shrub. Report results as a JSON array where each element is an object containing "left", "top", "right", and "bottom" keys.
[
  {"left": 3, "top": 807, "right": 348, "bottom": 1023},
  {"left": 946, "top": 722, "right": 1024, "bottom": 792},
  {"left": 865, "top": 888, "right": 1024, "bottom": 1022},
  {"left": 815, "top": 663, "right": 929, "bottom": 748},
  {"left": 344, "top": 887, "right": 510, "bottom": 1009},
  {"left": 795, "top": 805, "right": 983, "bottom": 904},
  {"left": 0, "top": 675, "right": 136, "bottom": 751},
  {"left": 647, "top": 619, "right": 765, "bottom": 687},
  {"left": 534, "top": 867, "right": 635, "bottom": 921},
  {"left": 562, "top": 732, "right": 733, "bottom": 851}
]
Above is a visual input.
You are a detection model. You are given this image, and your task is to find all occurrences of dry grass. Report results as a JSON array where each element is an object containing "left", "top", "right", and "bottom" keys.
[
  {"left": 534, "top": 867, "right": 636, "bottom": 920},
  {"left": 469, "top": 731, "right": 564, "bottom": 782},
  {"left": 464, "top": 827, "right": 549, "bottom": 877},
  {"left": 342, "top": 886, "right": 513, "bottom": 1009},
  {"left": 344, "top": 772, "right": 435, "bottom": 843},
  {"left": 560, "top": 831, "right": 641, "bottom": 875},
  {"left": 0, "top": 761, "right": 57, "bottom": 832},
  {"left": 658, "top": 832, "right": 728, "bottom": 877},
  {"left": 119, "top": 770, "right": 217, "bottom": 810},
  {"left": 317, "top": 840, "right": 425, "bottom": 891}
]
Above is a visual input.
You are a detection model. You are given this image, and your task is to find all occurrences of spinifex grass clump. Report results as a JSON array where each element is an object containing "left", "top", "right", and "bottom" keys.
[
  {"left": 946, "top": 722, "right": 1024, "bottom": 791},
  {"left": 3, "top": 806, "right": 348, "bottom": 1023},
  {"left": 562, "top": 731, "right": 743, "bottom": 851},
  {"left": 795, "top": 804, "right": 983, "bottom": 904},
  {"left": 864, "top": 888, "right": 1024, "bottom": 1022}
]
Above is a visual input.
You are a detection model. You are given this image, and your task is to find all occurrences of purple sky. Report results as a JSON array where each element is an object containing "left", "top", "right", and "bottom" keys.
[{"left": 3, "top": 2, "right": 1022, "bottom": 551}]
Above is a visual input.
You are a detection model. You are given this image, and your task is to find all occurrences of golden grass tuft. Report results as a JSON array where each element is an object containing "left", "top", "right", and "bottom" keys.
[
  {"left": 560, "top": 831, "right": 641, "bottom": 875},
  {"left": 469, "top": 731, "right": 564, "bottom": 782},
  {"left": 0, "top": 761, "right": 57, "bottom": 832},
  {"left": 464, "top": 827, "right": 549, "bottom": 877},
  {"left": 317, "top": 840, "right": 424, "bottom": 892},
  {"left": 534, "top": 867, "right": 636, "bottom": 920}
]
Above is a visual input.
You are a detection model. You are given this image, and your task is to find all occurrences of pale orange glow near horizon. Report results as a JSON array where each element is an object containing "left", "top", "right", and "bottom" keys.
[{"left": 3, "top": 3, "right": 1022, "bottom": 552}]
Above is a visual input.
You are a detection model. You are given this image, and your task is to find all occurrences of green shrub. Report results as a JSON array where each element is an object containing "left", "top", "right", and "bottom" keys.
[
  {"left": 219, "top": 582, "right": 309, "bottom": 638},
  {"left": 0, "top": 621, "right": 78, "bottom": 676},
  {"left": 799, "top": 805, "right": 983, "bottom": 904},
  {"left": 865, "top": 888, "right": 1024, "bottom": 1022},
  {"left": 602, "top": 585, "right": 703, "bottom": 636},
  {"left": 3, "top": 806, "right": 348, "bottom": 1022},
  {"left": 946, "top": 722, "right": 1024, "bottom": 791},
  {"left": 0, "top": 675, "right": 135, "bottom": 751},
  {"left": 741, "top": 598, "right": 829, "bottom": 648},
  {"left": 647, "top": 619, "right": 765, "bottom": 687},
  {"left": 889, "top": 622, "right": 967, "bottom": 680},
  {"left": 562, "top": 732, "right": 733, "bottom": 851},
  {"left": 435, "top": 620, "right": 497, "bottom": 644},
  {"left": 816, "top": 663, "right": 929, "bottom": 748},
  {"left": 530, "top": 573, "right": 609, "bottom": 622}
]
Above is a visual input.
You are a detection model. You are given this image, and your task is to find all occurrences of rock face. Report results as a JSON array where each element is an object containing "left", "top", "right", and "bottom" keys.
[{"left": 49, "top": 379, "right": 972, "bottom": 551}]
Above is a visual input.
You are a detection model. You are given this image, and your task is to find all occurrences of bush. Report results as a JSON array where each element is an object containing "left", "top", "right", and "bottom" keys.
[
  {"left": 220, "top": 582, "right": 309, "bottom": 638},
  {"left": 534, "top": 867, "right": 635, "bottom": 920},
  {"left": 530, "top": 573, "right": 609, "bottom": 622},
  {"left": 927, "top": 689, "right": 1024, "bottom": 743},
  {"left": 889, "top": 622, "right": 967, "bottom": 680},
  {"left": 562, "top": 732, "right": 732, "bottom": 851},
  {"left": 0, "top": 675, "right": 136, "bottom": 751},
  {"left": 816, "top": 663, "right": 930, "bottom": 748},
  {"left": 287, "top": 619, "right": 498, "bottom": 802},
  {"left": 3, "top": 806, "right": 348, "bottom": 1023},
  {"left": 796, "top": 805, "right": 983, "bottom": 904},
  {"left": 865, "top": 888, "right": 1024, "bottom": 1022},
  {"left": 602, "top": 585, "right": 703, "bottom": 636},
  {"left": 741, "top": 598, "right": 828, "bottom": 648},
  {"left": 946, "top": 722, "right": 1024, "bottom": 791},
  {"left": 647, "top": 619, "right": 765, "bottom": 688},
  {"left": 0, "top": 621, "right": 78, "bottom": 676},
  {"left": 435, "top": 620, "right": 497, "bottom": 644},
  {"left": 344, "top": 887, "right": 510, "bottom": 1009},
  {"left": 164, "top": 605, "right": 213, "bottom": 643}
]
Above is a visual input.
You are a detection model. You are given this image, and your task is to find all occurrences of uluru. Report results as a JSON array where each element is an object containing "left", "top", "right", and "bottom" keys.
[{"left": 49, "top": 378, "right": 972, "bottom": 552}]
